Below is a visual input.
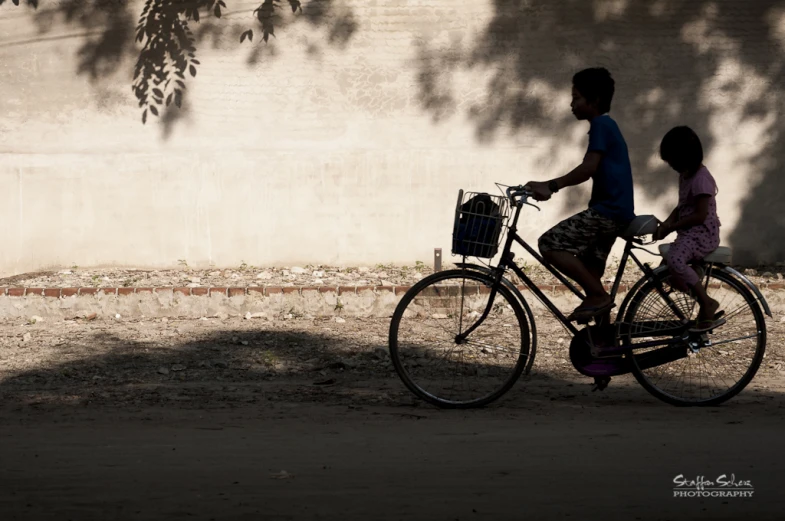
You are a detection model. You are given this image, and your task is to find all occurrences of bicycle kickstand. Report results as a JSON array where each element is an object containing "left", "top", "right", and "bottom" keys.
[{"left": 592, "top": 376, "right": 611, "bottom": 392}]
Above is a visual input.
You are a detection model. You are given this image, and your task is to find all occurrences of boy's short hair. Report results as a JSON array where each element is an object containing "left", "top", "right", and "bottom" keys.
[
  {"left": 573, "top": 68, "right": 615, "bottom": 113},
  {"left": 660, "top": 126, "right": 704, "bottom": 175}
]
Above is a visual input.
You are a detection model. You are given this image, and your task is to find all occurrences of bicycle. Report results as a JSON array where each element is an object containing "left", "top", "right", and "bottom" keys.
[{"left": 388, "top": 185, "right": 772, "bottom": 408}]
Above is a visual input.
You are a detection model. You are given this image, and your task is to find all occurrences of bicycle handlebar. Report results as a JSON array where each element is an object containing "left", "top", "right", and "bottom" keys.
[{"left": 505, "top": 185, "right": 533, "bottom": 205}]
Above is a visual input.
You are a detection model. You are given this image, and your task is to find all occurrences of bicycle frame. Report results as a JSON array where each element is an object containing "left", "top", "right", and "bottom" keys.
[{"left": 456, "top": 191, "right": 693, "bottom": 351}]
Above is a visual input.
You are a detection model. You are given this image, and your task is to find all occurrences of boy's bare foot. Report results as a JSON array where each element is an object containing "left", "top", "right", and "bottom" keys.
[{"left": 567, "top": 294, "right": 614, "bottom": 322}]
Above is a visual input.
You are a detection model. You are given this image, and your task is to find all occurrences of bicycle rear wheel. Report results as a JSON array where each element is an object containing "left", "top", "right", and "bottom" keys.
[
  {"left": 388, "top": 269, "right": 531, "bottom": 408},
  {"left": 622, "top": 267, "right": 766, "bottom": 406}
]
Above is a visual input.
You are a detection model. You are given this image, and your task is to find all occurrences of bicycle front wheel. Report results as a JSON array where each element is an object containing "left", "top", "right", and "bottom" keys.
[
  {"left": 622, "top": 267, "right": 766, "bottom": 406},
  {"left": 388, "top": 269, "right": 531, "bottom": 408}
]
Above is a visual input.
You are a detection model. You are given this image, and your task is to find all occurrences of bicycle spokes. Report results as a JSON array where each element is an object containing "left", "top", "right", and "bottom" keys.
[
  {"left": 389, "top": 270, "right": 530, "bottom": 408},
  {"left": 623, "top": 269, "right": 766, "bottom": 406}
]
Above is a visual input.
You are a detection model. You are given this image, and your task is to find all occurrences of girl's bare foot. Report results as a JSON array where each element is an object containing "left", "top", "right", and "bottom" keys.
[
  {"left": 691, "top": 298, "right": 726, "bottom": 332},
  {"left": 699, "top": 298, "right": 720, "bottom": 323}
]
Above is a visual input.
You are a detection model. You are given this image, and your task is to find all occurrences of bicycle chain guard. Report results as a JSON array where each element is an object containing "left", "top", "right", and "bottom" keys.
[{"left": 569, "top": 328, "right": 631, "bottom": 378}]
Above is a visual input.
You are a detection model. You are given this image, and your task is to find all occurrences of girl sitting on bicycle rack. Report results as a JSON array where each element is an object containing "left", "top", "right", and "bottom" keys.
[{"left": 654, "top": 126, "right": 725, "bottom": 331}]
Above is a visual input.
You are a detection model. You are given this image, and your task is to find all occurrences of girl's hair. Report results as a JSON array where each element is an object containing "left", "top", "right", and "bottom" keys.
[
  {"left": 573, "top": 68, "right": 614, "bottom": 113},
  {"left": 660, "top": 126, "right": 704, "bottom": 176}
]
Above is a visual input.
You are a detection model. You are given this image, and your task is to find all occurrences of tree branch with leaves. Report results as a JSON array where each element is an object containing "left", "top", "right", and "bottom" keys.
[
  {"left": 3, "top": 0, "right": 304, "bottom": 123},
  {"left": 134, "top": 0, "right": 302, "bottom": 123}
]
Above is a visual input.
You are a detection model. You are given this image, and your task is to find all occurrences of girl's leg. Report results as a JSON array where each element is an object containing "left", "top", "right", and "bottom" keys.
[
  {"left": 664, "top": 240, "right": 696, "bottom": 294},
  {"left": 666, "top": 238, "right": 722, "bottom": 324},
  {"left": 668, "top": 236, "right": 724, "bottom": 327},
  {"left": 690, "top": 281, "right": 721, "bottom": 323}
]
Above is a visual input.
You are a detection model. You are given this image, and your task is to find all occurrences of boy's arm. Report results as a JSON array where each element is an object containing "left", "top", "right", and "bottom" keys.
[
  {"left": 551, "top": 151, "right": 602, "bottom": 190},
  {"left": 525, "top": 152, "right": 602, "bottom": 200}
]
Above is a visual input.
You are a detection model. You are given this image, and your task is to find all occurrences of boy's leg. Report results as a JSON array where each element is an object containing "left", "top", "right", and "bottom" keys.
[
  {"left": 540, "top": 250, "right": 608, "bottom": 302},
  {"left": 537, "top": 209, "right": 616, "bottom": 316},
  {"left": 581, "top": 241, "right": 618, "bottom": 348},
  {"left": 582, "top": 255, "right": 612, "bottom": 322}
]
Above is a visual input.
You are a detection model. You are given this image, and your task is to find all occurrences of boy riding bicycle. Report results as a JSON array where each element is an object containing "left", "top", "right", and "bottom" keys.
[{"left": 525, "top": 67, "right": 635, "bottom": 325}]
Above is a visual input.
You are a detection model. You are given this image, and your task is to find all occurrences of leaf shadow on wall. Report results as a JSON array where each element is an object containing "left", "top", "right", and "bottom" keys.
[{"left": 415, "top": 0, "right": 785, "bottom": 266}]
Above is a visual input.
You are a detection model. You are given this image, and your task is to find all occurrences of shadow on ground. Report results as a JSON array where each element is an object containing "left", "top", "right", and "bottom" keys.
[{"left": 1, "top": 320, "right": 781, "bottom": 412}]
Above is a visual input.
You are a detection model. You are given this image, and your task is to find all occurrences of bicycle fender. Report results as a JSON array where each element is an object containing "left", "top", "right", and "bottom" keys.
[
  {"left": 618, "top": 264, "right": 773, "bottom": 320},
  {"left": 722, "top": 266, "right": 773, "bottom": 318}
]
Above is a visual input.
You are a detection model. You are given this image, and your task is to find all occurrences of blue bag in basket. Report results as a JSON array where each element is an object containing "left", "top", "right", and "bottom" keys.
[{"left": 454, "top": 194, "right": 502, "bottom": 258}]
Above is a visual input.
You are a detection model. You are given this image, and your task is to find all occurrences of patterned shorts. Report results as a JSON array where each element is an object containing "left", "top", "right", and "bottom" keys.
[{"left": 537, "top": 208, "right": 628, "bottom": 268}]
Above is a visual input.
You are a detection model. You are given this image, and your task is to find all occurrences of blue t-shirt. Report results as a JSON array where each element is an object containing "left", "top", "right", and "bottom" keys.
[{"left": 586, "top": 114, "right": 635, "bottom": 223}]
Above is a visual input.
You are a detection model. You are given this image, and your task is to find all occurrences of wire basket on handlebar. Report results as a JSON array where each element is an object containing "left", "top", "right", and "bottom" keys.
[{"left": 451, "top": 189, "right": 511, "bottom": 259}]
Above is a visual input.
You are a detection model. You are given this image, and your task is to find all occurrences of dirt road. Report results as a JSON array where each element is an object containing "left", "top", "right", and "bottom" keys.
[{"left": 1, "top": 315, "right": 784, "bottom": 520}]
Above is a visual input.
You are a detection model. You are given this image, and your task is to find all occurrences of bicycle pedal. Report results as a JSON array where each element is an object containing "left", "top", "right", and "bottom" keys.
[
  {"left": 592, "top": 377, "right": 611, "bottom": 392},
  {"left": 573, "top": 314, "right": 598, "bottom": 325}
]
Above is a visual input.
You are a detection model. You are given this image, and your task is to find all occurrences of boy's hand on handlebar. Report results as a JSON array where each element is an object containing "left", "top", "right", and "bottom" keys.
[{"left": 523, "top": 181, "right": 552, "bottom": 202}]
